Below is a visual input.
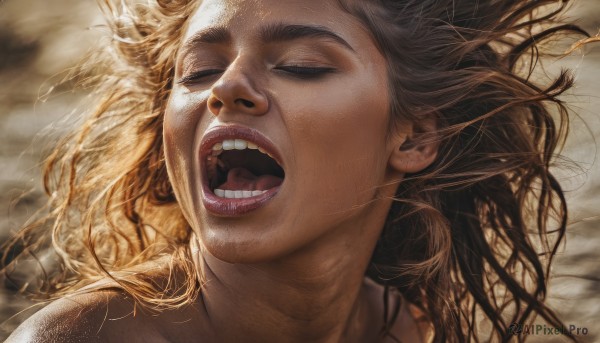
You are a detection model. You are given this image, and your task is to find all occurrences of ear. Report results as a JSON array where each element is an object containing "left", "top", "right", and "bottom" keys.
[{"left": 388, "top": 117, "right": 439, "bottom": 174}]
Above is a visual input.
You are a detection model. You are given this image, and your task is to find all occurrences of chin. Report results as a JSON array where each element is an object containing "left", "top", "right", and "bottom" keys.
[{"left": 199, "top": 229, "right": 290, "bottom": 265}]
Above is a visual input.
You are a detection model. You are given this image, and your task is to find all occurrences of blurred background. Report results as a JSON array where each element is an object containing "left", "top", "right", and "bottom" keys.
[{"left": 0, "top": 0, "right": 599, "bottom": 341}]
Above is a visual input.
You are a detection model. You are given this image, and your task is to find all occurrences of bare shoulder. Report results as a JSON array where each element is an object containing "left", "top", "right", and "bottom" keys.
[
  {"left": 363, "top": 278, "right": 433, "bottom": 343},
  {"left": 6, "top": 290, "right": 168, "bottom": 343},
  {"left": 386, "top": 294, "right": 433, "bottom": 343},
  {"left": 397, "top": 301, "right": 433, "bottom": 343}
]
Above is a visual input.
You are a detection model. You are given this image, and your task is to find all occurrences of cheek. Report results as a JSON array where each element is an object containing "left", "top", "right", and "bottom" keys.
[
  {"left": 163, "top": 91, "right": 207, "bottom": 220},
  {"left": 280, "top": 76, "right": 390, "bottom": 209}
]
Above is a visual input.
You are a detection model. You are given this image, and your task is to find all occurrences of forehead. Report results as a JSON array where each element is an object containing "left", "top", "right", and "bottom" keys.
[{"left": 183, "top": 0, "right": 369, "bottom": 44}]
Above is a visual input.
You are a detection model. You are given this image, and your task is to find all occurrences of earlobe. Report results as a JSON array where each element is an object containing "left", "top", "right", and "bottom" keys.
[{"left": 388, "top": 119, "right": 439, "bottom": 174}]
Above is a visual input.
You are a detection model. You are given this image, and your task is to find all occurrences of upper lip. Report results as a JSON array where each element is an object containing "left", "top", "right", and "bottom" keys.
[{"left": 199, "top": 124, "right": 285, "bottom": 172}]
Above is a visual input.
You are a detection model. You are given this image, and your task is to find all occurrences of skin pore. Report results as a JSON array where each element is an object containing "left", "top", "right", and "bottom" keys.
[
  {"left": 163, "top": 0, "right": 436, "bottom": 342},
  {"left": 7, "top": 0, "right": 437, "bottom": 342},
  {"left": 2, "top": 0, "right": 589, "bottom": 341}
]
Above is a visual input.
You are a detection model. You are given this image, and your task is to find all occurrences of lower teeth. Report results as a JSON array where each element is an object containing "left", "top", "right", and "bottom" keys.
[{"left": 214, "top": 189, "right": 268, "bottom": 199}]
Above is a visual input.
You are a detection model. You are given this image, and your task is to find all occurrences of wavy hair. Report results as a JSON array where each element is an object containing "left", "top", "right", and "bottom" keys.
[{"left": 2, "top": 0, "right": 595, "bottom": 342}]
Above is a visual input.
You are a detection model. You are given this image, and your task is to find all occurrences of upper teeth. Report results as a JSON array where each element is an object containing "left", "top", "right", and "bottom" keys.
[{"left": 212, "top": 139, "right": 271, "bottom": 157}]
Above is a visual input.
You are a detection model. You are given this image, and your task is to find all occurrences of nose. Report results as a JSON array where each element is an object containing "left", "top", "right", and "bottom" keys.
[{"left": 207, "top": 64, "right": 269, "bottom": 117}]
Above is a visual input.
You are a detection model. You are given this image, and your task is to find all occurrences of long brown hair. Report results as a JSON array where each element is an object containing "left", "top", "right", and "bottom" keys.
[
  {"left": 1, "top": 0, "right": 595, "bottom": 342},
  {"left": 343, "top": 0, "right": 592, "bottom": 341}
]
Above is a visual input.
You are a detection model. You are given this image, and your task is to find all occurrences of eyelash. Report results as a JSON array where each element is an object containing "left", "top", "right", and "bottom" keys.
[
  {"left": 275, "top": 66, "right": 336, "bottom": 78},
  {"left": 177, "top": 65, "right": 335, "bottom": 84},
  {"left": 177, "top": 69, "right": 223, "bottom": 84}
]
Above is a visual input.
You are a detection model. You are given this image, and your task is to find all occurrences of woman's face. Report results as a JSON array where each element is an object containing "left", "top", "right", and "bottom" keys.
[{"left": 164, "top": 0, "right": 398, "bottom": 263}]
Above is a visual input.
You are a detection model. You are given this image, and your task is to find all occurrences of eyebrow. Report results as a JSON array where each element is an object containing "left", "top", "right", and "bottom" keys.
[
  {"left": 260, "top": 23, "right": 354, "bottom": 51},
  {"left": 185, "top": 27, "right": 232, "bottom": 46},
  {"left": 180, "top": 23, "right": 354, "bottom": 55}
]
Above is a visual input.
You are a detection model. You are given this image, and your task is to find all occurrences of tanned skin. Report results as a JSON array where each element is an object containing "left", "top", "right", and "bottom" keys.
[{"left": 7, "top": 0, "right": 438, "bottom": 342}]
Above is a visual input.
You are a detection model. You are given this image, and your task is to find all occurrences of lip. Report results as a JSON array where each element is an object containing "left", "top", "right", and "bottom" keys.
[{"left": 199, "top": 124, "right": 284, "bottom": 217}]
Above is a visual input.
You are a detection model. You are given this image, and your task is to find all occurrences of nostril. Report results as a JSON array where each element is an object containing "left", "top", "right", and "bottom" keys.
[
  {"left": 209, "top": 98, "right": 224, "bottom": 113},
  {"left": 237, "top": 99, "right": 255, "bottom": 108}
]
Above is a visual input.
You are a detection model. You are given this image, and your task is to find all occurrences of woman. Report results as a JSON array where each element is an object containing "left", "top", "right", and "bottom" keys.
[{"left": 2, "top": 0, "right": 595, "bottom": 342}]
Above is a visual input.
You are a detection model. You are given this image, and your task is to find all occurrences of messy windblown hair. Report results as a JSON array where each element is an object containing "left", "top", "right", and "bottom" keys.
[{"left": 2, "top": 0, "right": 595, "bottom": 342}]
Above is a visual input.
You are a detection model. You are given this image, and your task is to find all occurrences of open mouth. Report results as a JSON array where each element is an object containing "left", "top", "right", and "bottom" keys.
[{"left": 206, "top": 138, "right": 285, "bottom": 198}]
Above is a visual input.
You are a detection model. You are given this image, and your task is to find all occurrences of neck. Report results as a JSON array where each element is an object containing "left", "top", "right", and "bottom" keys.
[
  {"left": 188, "top": 180, "right": 400, "bottom": 342},
  {"left": 202, "top": 252, "right": 371, "bottom": 342},
  {"left": 190, "top": 208, "right": 391, "bottom": 343}
]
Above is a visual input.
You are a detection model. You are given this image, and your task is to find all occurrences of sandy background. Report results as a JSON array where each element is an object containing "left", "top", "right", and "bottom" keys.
[{"left": 0, "top": 0, "right": 599, "bottom": 341}]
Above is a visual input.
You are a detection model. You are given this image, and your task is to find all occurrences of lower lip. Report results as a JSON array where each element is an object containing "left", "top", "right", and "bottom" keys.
[{"left": 201, "top": 172, "right": 281, "bottom": 217}]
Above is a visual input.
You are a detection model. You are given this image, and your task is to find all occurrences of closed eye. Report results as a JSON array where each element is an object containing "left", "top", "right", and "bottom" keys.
[
  {"left": 178, "top": 65, "right": 336, "bottom": 84},
  {"left": 275, "top": 66, "right": 336, "bottom": 79},
  {"left": 177, "top": 69, "right": 224, "bottom": 84}
]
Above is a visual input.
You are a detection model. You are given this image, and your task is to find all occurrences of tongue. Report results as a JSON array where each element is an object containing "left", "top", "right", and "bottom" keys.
[{"left": 218, "top": 167, "right": 283, "bottom": 191}]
